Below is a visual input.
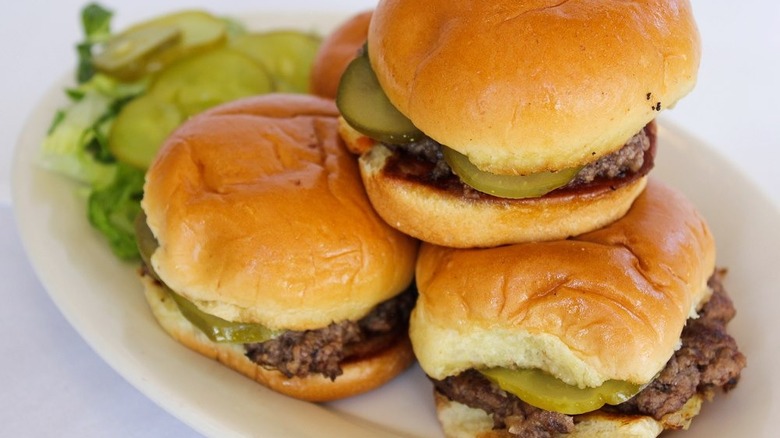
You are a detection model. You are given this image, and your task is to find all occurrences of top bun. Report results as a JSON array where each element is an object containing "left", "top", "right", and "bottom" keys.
[
  {"left": 369, "top": 0, "right": 700, "bottom": 175},
  {"left": 142, "top": 94, "right": 418, "bottom": 331},
  {"left": 309, "top": 10, "right": 372, "bottom": 99},
  {"left": 410, "top": 179, "right": 715, "bottom": 388}
]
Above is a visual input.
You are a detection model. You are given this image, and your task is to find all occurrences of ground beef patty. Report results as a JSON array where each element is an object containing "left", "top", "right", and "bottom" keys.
[
  {"left": 609, "top": 269, "right": 746, "bottom": 419},
  {"left": 435, "top": 369, "right": 575, "bottom": 437},
  {"left": 244, "top": 286, "right": 417, "bottom": 380},
  {"left": 432, "top": 270, "right": 746, "bottom": 437},
  {"left": 385, "top": 122, "right": 654, "bottom": 195}
]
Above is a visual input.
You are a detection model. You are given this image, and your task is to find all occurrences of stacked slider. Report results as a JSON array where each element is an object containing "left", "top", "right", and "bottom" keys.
[{"left": 335, "top": 0, "right": 746, "bottom": 436}]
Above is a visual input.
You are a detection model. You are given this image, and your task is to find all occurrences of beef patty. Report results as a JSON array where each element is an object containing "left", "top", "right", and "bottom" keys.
[
  {"left": 432, "top": 269, "right": 746, "bottom": 437},
  {"left": 244, "top": 286, "right": 417, "bottom": 380}
]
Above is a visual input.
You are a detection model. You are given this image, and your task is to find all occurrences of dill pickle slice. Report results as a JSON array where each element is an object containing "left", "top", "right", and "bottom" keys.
[
  {"left": 167, "top": 287, "right": 281, "bottom": 344},
  {"left": 442, "top": 147, "right": 581, "bottom": 199},
  {"left": 108, "top": 94, "right": 183, "bottom": 169},
  {"left": 480, "top": 368, "right": 643, "bottom": 415},
  {"left": 110, "top": 48, "right": 273, "bottom": 168},
  {"left": 134, "top": 211, "right": 159, "bottom": 280},
  {"left": 150, "top": 47, "right": 274, "bottom": 117},
  {"left": 141, "top": 10, "right": 227, "bottom": 70},
  {"left": 230, "top": 31, "right": 322, "bottom": 93},
  {"left": 336, "top": 52, "right": 422, "bottom": 144},
  {"left": 92, "top": 25, "right": 181, "bottom": 79},
  {"left": 133, "top": 212, "right": 280, "bottom": 344},
  {"left": 94, "top": 10, "right": 228, "bottom": 81}
]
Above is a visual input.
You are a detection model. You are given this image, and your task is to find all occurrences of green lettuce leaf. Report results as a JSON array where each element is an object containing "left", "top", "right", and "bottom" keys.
[
  {"left": 78, "top": 3, "right": 113, "bottom": 83},
  {"left": 41, "top": 3, "right": 147, "bottom": 261},
  {"left": 40, "top": 73, "right": 145, "bottom": 187},
  {"left": 87, "top": 163, "right": 145, "bottom": 260}
]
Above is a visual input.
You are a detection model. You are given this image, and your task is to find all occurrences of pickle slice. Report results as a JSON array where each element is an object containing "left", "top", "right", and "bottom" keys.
[
  {"left": 167, "top": 287, "right": 280, "bottom": 344},
  {"left": 92, "top": 25, "right": 181, "bottom": 78},
  {"left": 94, "top": 10, "right": 228, "bottom": 81},
  {"left": 230, "top": 31, "right": 322, "bottom": 93},
  {"left": 133, "top": 212, "right": 280, "bottom": 344},
  {"left": 108, "top": 94, "right": 183, "bottom": 169},
  {"left": 336, "top": 53, "right": 422, "bottom": 144},
  {"left": 110, "top": 48, "right": 274, "bottom": 168},
  {"left": 480, "top": 368, "right": 643, "bottom": 415},
  {"left": 443, "top": 147, "right": 580, "bottom": 199},
  {"left": 134, "top": 211, "right": 159, "bottom": 280},
  {"left": 151, "top": 47, "right": 274, "bottom": 117},
  {"left": 142, "top": 10, "right": 227, "bottom": 71}
]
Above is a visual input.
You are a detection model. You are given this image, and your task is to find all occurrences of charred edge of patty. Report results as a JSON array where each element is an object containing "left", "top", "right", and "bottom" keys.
[
  {"left": 382, "top": 122, "right": 657, "bottom": 202},
  {"left": 244, "top": 285, "right": 418, "bottom": 381},
  {"left": 431, "top": 269, "right": 746, "bottom": 437}
]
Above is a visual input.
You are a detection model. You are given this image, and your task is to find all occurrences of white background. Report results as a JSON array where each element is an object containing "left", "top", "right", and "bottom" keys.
[{"left": 1, "top": 1, "right": 778, "bottom": 437}]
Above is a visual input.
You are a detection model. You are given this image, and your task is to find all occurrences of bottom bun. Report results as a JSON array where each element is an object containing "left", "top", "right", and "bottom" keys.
[
  {"left": 140, "top": 271, "right": 415, "bottom": 402},
  {"left": 359, "top": 142, "right": 648, "bottom": 247},
  {"left": 434, "top": 392, "right": 703, "bottom": 438}
]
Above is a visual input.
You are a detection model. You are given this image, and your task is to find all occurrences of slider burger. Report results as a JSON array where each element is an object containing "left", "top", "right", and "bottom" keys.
[
  {"left": 336, "top": 0, "right": 701, "bottom": 247},
  {"left": 309, "top": 10, "right": 373, "bottom": 99},
  {"left": 136, "top": 94, "right": 419, "bottom": 401},
  {"left": 410, "top": 179, "right": 746, "bottom": 437}
]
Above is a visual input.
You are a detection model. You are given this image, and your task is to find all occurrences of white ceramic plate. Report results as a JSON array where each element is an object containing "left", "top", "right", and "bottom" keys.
[{"left": 11, "top": 10, "right": 780, "bottom": 438}]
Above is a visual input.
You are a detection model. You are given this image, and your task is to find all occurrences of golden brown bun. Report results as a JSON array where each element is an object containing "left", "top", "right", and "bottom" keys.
[
  {"left": 142, "top": 94, "right": 418, "bottom": 331},
  {"left": 369, "top": 0, "right": 700, "bottom": 175},
  {"left": 309, "top": 10, "right": 372, "bottom": 99},
  {"left": 410, "top": 179, "right": 716, "bottom": 387},
  {"left": 357, "top": 137, "right": 648, "bottom": 248},
  {"left": 433, "top": 392, "right": 703, "bottom": 438},
  {"left": 140, "top": 272, "right": 414, "bottom": 402}
]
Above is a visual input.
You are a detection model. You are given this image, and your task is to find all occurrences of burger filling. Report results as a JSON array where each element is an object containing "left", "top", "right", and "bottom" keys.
[
  {"left": 431, "top": 270, "right": 746, "bottom": 437},
  {"left": 136, "top": 214, "right": 417, "bottom": 381},
  {"left": 383, "top": 122, "right": 655, "bottom": 200},
  {"left": 244, "top": 286, "right": 416, "bottom": 380}
]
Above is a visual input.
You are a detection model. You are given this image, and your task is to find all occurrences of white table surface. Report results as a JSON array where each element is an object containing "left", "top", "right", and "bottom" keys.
[{"left": 1, "top": 1, "right": 778, "bottom": 437}]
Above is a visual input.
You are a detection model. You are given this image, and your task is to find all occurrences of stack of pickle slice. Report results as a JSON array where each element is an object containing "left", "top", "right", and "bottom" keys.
[{"left": 97, "top": 10, "right": 321, "bottom": 169}]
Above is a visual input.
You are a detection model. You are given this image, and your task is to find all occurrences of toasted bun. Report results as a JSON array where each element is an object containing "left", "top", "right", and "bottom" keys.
[
  {"left": 410, "top": 179, "right": 716, "bottom": 387},
  {"left": 142, "top": 94, "right": 418, "bottom": 331},
  {"left": 368, "top": 0, "right": 700, "bottom": 175},
  {"left": 433, "top": 392, "right": 703, "bottom": 438},
  {"left": 140, "top": 272, "right": 414, "bottom": 402},
  {"left": 357, "top": 138, "right": 648, "bottom": 248},
  {"left": 309, "top": 10, "right": 372, "bottom": 99}
]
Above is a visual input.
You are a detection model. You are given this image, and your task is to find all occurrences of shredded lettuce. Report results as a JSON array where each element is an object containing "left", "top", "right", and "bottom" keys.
[
  {"left": 41, "top": 3, "right": 148, "bottom": 261},
  {"left": 87, "top": 163, "right": 145, "bottom": 260},
  {"left": 77, "top": 3, "right": 113, "bottom": 83},
  {"left": 40, "top": 74, "right": 145, "bottom": 187}
]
